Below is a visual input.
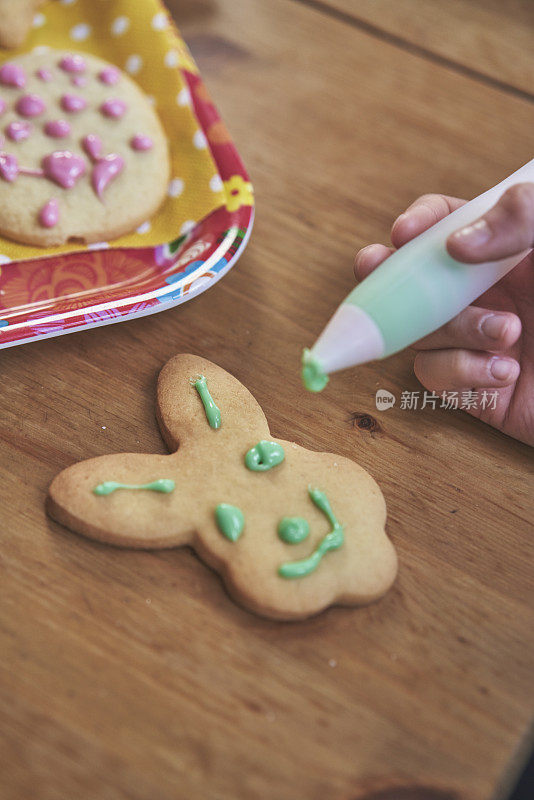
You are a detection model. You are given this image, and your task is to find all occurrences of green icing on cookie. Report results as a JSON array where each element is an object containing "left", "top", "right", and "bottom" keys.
[
  {"left": 245, "top": 440, "right": 285, "bottom": 472},
  {"left": 192, "top": 375, "right": 221, "bottom": 429},
  {"left": 278, "top": 517, "right": 310, "bottom": 544},
  {"left": 278, "top": 487, "right": 344, "bottom": 578},
  {"left": 215, "top": 503, "right": 245, "bottom": 542},
  {"left": 93, "top": 479, "right": 175, "bottom": 496}
]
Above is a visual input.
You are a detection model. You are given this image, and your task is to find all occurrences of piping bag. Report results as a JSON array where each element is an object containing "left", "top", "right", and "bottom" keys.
[{"left": 302, "top": 158, "right": 534, "bottom": 392}]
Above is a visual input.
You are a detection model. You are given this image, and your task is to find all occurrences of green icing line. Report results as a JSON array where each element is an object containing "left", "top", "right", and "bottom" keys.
[
  {"left": 245, "top": 440, "right": 285, "bottom": 471},
  {"left": 278, "top": 517, "right": 310, "bottom": 544},
  {"left": 278, "top": 487, "right": 344, "bottom": 579},
  {"left": 93, "top": 479, "right": 176, "bottom": 496},
  {"left": 215, "top": 503, "right": 245, "bottom": 542},
  {"left": 301, "top": 348, "right": 329, "bottom": 393},
  {"left": 192, "top": 375, "right": 221, "bottom": 429}
]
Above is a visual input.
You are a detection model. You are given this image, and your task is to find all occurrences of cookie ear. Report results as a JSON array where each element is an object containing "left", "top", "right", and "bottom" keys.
[
  {"left": 156, "top": 354, "right": 270, "bottom": 451},
  {"left": 47, "top": 452, "right": 195, "bottom": 548}
]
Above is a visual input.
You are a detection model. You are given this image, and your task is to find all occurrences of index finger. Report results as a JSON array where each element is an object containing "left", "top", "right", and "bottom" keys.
[{"left": 391, "top": 194, "right": 466, "bottom": 248}]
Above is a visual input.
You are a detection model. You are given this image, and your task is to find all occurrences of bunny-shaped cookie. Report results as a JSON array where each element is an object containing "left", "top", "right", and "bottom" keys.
[{"left": 47, "top": 355, "right": 397, "bottom": 620}]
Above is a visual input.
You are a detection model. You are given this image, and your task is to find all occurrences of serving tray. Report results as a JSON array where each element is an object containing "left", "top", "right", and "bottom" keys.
[{"left": 0, "top": 0, "right": 254, "bottom": 348}]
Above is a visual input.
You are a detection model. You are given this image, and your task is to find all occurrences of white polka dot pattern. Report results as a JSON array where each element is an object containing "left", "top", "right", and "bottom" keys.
[
  {"left": 210, "top": 175, "right": 223, "bottom": 192},
  {"left": 151, "top": 12, "right": 168, "bottom": 31},
  {"left": 111, "top": 16, "right": 130, "bottom": 36},
  {"left": 193, "top": 129, "right": 207, "bottom": 149},
  {"left": 180, "top": 220, "right": 196, "bottom": 235},
  {"left": 176, "top": 87, "right": 191, "bottom": 107},
  {"left": 125, "top": 55, "right": 143, "bottom": 75},
  {"left": 69, "top": 23, "right": 91, "bottom": 41},
  {"left": 168, "top": 178, "right": 184, "bottom": 197}
]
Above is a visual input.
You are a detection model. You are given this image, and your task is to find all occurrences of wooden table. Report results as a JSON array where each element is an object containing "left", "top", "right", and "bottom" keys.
[{"left": 1, "top": 2, "right": 533, "bottom": 798}]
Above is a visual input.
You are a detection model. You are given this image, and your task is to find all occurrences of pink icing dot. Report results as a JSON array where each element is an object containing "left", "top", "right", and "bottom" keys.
[
  {"left": 82, "top": 134, "right": 102, "bottom": 161},
  {"left": 130, "top": 133, "right": 153, "bottom": 152},
  {"left": 71, "top": 75, "right": 87, "bottom": 87},
  {"left": 44, "top": 119, "right": 71, "bottom": 138},
  {"left": 59, "top": 54, "right": 86, "bottom": 74},
  {"left": 36, "top": 68, "right": 53, "bottom": 82},
  {"left": 98, "top": 67, "right": 120, "bottom": 86},
  {"left": 0, "top": 63, "right": 26, "bottom": 89},
  {"left": 42, "top": 150, "right": 86, "bottom": 189},
  {"left": 60, "top": 94, "right": 87, "bottom": 113},
  {"left": 39, "top": 198, "right": 59, "bottom": 228},
  {"left": 6, "top": 120, "right": 33, "bottom": 142},
  {"left": 100, "top": 98, "right": 127, "bottom": 119},
  {"left": 16, "top": 94, "right": 46, "bottom": 117},
  {"left": 0, "top": 151, "right": 18, "bottom": 182}
]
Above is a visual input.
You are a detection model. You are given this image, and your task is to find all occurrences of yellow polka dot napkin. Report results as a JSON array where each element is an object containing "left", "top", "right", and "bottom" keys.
[{"left": 0, "top": 0, "right": 226, "bottom": 261}]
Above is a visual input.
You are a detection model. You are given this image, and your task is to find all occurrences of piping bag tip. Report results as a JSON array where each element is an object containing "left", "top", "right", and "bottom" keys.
[{"left": 301, "top": 348, "right": 329, "bottom": 393}]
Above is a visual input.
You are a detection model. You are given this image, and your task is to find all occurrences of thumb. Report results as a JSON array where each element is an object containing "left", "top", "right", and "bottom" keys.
[{"left": 446, "top": 182, "right": 534, "bottom": 263}]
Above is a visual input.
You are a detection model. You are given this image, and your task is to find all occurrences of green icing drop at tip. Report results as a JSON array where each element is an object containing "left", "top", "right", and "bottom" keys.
[{"left": 301, "top": 348, "right": 329, "bottom": 393}]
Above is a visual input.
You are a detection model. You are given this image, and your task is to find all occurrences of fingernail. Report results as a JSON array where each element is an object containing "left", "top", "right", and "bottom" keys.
[
  {"left": 451, "top": 219, "right": 491, "bottom": 248},
  {"left": 355, "top": 244, "right": 378, "bottom": 270},
  {"left": 392, "top": 212, "right": 408, "bottom": 227},
  {"left": 490, "top": 358, "right": 514, "bottom": 381},
  {"left": 481, "top": 314, "right": 506, "bottom": 340},
  {"left": 355, "top": 245, "right": 369, "bottom": 266}
]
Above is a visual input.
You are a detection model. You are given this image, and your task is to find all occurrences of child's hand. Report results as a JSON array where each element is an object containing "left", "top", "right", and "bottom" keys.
[{"left": 354, "top": 184, "right": 534, "bottom": 447}]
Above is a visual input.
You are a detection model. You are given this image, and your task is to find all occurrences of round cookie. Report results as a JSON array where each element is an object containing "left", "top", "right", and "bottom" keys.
[{"left": 0, "top": 49, "right": 170, "bottom": 246}]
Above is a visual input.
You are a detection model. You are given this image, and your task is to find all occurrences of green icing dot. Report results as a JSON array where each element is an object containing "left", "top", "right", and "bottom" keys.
[
  {"left": 278, "top": 517, "right": 310, "bottom": 544},
  {"left": 301, "top": 348, "right": 329, "bottom": 393},
  {"left": 245, "top": 440, "right": 285, "bottom": 472},
  {"left": 93, "top": 479, "right": 175, "bottom": 496},
  {"left": 215, "top": 503, "right": 244, "bottom": 542}
]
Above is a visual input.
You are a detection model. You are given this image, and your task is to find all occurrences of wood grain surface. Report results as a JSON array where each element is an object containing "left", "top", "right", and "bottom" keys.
[
  {"left": 305, "top": 0, "right": 534, "bottom": 97},
  {"left": 1, "top": 1, "right": 533, "bottom": 799}
]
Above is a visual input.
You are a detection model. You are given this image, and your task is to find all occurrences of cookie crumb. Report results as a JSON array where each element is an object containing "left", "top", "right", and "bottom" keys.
[{"left": 145, "top": 598, "right": 152, "bottom": 605}]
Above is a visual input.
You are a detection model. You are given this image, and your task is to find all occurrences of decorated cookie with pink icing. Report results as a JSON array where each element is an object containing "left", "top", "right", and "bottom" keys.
[{"left": 0, "top": 49, "right": 169, "bottom": 247}]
